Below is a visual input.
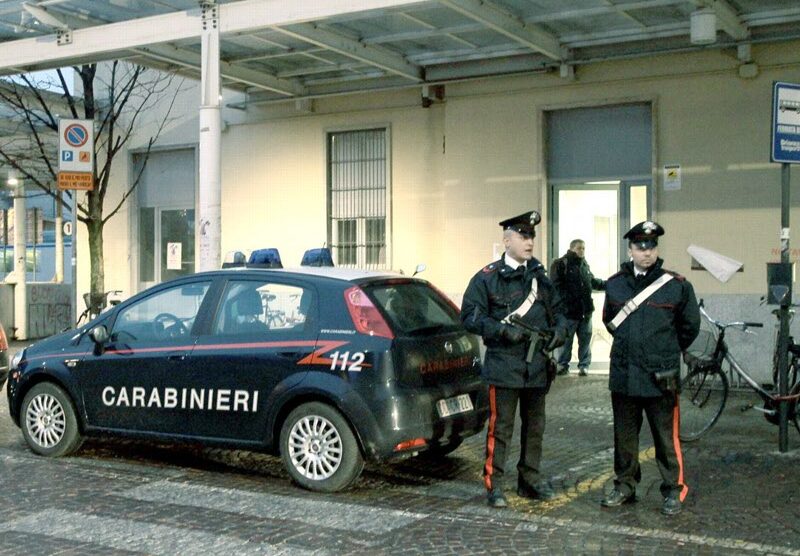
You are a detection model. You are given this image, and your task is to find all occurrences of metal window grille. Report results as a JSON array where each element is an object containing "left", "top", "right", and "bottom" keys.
[{"left": 327, "top": 128, "right": 387, "bottom": 269}]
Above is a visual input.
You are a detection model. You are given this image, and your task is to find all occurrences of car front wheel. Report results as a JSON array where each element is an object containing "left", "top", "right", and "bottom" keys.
[
  {"left": 21, "top": 382, "right": 83, "bottom": 457},
  {"left": 280, "top": 402, "right": 364, "bottom": 492}
]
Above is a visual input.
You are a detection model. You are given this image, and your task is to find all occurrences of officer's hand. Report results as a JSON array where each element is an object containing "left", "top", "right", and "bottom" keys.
[
  {"left": 545, "top": 327, "right": 566, "bottom": 351},
  {"left": 499, "top": 324, "right": 527, "bottom": 344}
]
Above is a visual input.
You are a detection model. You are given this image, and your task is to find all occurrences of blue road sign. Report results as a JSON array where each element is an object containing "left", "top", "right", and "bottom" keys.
[
  {"left": 771, "top": 81, "right": 800, "bottom": 164},
  {"left": 61, "top": 150, "right": 73, "bottom": 162}
]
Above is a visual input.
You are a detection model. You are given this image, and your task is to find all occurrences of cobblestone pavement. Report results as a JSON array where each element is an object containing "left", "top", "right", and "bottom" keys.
[{"left": 1, "top": 342, "right": 798, "bottom": 555}]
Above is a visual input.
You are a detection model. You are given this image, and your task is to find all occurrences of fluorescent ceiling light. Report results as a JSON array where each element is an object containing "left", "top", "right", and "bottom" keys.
[{"left": 585, "top": 180, "right": 620, "bottom": 185}]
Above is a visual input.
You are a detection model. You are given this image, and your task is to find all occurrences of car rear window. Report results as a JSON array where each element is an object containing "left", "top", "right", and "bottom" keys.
[{"left": 366, "top": 282, "right": 461, "bottom": 336}]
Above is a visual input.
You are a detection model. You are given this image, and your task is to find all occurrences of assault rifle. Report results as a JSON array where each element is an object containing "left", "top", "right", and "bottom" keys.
[{"left": 508, "top": 314, "right": 554, "bottom": 363}]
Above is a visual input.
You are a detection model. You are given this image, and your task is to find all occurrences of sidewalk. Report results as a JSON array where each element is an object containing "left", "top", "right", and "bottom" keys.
[{"left": 3, "top": 340, "right": 799, "bottom": 553}]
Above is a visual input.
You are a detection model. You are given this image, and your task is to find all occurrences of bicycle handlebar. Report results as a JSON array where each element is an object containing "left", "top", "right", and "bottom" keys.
[{"left": 699, "top": 303, "right": 762, "bottom": 331}]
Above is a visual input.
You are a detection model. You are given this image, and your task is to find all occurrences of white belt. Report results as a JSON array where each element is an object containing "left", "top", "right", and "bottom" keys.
[
  {"left": 502, "top": 277, "right": 538, "bottom": 324},
  {"left": 608, "top": 274, "right": 674, "bottom": 332}
]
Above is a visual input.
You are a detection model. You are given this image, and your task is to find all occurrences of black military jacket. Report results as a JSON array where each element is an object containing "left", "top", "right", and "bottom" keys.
[
  {"left": 461, "top": 255, "right": 567, "bottom": 388},
  {"left": 602, "top": 258, "right": 700, "bottom": 397},
  {"left": 549, "top": 250, "right": 605, "bottom": 320}
]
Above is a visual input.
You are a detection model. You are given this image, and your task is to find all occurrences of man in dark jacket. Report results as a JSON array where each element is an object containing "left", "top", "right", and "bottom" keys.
[
  {"left": 461, "top": 210, "right": 567, "bottom": 508},
  {"left": 549, "top": 239, "right": 606, "bottom": 376},
  {"left": 601, "top": 221, "right": 700, "bottom": 516}
]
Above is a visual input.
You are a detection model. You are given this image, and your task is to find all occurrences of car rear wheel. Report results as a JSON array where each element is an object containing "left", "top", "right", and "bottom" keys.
[
  {"left": 21, "top": 382, "right": 83, "bottom": 457},
  {"left": 280, "top": 402, "right": 364, "bottom": 492}
]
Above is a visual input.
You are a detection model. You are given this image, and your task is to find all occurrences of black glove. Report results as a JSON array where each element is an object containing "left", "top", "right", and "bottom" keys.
[
  {"left": 545, "top": 327, "right": 566, "bottom": 351},
  {"left": 499, "top": 324, "right": 527, "bottom": 344}
]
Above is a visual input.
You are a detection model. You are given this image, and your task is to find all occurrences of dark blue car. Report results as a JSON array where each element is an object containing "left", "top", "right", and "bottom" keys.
[{"left": 6, "top": 268, "right": 487, "bottom": 492}]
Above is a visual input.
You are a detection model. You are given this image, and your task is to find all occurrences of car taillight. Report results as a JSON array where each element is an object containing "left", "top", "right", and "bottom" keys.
[
  {"left": 344, "top": 286, "right": 394, "bottom": 339},
  {"left": 0, "top": 324, "right": 7, "bottom": 351}
]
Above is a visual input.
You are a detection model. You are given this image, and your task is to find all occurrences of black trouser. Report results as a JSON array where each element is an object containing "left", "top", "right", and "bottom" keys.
[
  {"left": 483, "top": 385, "right": 547, "bottom": 491},
  {"left": 611, "top": 392, "right": 688, "bottom": 500}
]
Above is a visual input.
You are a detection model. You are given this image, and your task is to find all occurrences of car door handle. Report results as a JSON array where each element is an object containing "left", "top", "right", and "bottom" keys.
[
  {"left": 168, "top": 354, "right": 186, "bottom": 362},
  {"left": 277, "top": 351, "right": 303, "bottom": 360}
]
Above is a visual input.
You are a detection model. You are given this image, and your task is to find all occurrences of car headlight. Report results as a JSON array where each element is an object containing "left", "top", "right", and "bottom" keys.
[{"left": 10, "top": 350, "right": 23, "bottom": 370}]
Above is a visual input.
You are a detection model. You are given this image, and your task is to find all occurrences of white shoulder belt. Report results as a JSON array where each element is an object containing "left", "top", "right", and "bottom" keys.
[{"left": 608, "top": 273, "right": 674, "bottom": 332}]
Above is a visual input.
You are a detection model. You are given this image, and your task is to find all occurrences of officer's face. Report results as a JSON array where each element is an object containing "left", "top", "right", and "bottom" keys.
[
  {"left": 505, "top": 231, "right": 534, "bottom": 263},
  {"left": 629, "top": 243, "right": 658, "bottom": 269}
]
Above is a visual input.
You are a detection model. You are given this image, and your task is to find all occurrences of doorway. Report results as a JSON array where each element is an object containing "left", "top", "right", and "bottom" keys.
[
  {"left": 550, "top": 181, "right": 650, "bottom": 368},
  {"left": 135, "top": 148, "right": 196, "bottom": 291},
  {"left": 545, "top": 103, "right": 653, "bottom": 371}
]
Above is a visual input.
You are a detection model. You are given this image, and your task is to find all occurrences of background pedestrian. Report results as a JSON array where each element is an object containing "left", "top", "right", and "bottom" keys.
[{"left": 549, "top": 239, "right": 606, "bottom": 376}]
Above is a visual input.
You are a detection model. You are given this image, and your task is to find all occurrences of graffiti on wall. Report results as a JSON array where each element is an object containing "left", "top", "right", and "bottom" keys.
[{"left": 28, "top": 284, "right": 71, "bottom": 338}]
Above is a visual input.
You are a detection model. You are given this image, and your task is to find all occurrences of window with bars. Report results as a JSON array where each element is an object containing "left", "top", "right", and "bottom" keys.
[{"left": 327, "top": 128, "right": 388, "bottom": 269}]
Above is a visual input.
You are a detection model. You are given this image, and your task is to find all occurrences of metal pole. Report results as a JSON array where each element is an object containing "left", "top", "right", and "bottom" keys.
[
  {"left": 197, "top": 3, "right": 222, "bottom": 272},
  {"left": 778, "top": 163, "right": 791, "bottom": 452},
  {"left": 54, "top": 191, "right": 63, "bottom": 283},
  {"left": 71, "top": 191, "right": 77, "bottom": 326}
]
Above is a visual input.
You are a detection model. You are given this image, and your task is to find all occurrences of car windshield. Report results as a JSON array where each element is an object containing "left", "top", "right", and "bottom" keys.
[{"left": 366, "top": 282, "right": 460, "bottom": 336}]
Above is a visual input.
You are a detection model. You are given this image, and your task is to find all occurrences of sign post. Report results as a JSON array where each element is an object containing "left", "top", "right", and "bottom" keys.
[
  {"left": 58, "top": 118, "right": 94, "bottom": 325},
  {"left": 770, "top": 82, "right": 800, "bottom": 453}
]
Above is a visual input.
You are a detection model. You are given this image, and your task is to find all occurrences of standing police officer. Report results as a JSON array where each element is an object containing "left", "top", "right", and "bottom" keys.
[
  {"left": 461, "top": 210, "right": 567, "bottom": 508},
  {"left": 601, "top": 221, "right": 700, "bottom": 516}
]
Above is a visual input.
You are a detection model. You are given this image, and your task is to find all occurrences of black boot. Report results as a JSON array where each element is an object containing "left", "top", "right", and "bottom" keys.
[
  {"left": 600, "top": 488, "right": 636, "bottom": 507},
  {"left": 517, "top": 481, "right": 556, "bottom": 501},
  {"left": 487, "top": 489, "right": 508, "bottom": 508}
]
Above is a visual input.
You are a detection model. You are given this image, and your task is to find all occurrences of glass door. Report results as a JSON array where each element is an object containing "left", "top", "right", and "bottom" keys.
[
  {"left": 550, "top": 180, "right": 650, "bottom": 369},
  {"left": 139, "top": 207, "right": 195, "bottom": 289},
  {"left": 160, "top": 208, "right": 195, "bottom": 282}
]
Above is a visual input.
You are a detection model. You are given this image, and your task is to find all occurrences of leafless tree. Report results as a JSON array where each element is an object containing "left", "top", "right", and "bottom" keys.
[{"left": 0, "top": 61, "right": 182, "bottom": 313}]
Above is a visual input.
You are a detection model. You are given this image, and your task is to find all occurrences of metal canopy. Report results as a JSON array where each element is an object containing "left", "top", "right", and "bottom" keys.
[{"left": 0, "top": 0, "right": 798, "bottom": 103}]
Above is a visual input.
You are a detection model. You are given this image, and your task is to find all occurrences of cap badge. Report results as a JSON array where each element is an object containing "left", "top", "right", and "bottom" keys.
[{"left": 642, "top": 221, "right": 657, "bottom": 234}]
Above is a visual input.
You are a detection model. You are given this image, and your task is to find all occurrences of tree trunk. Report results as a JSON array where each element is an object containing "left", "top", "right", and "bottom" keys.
[{"left": 87, "top": 191, "right": 104, "bottom": 315}]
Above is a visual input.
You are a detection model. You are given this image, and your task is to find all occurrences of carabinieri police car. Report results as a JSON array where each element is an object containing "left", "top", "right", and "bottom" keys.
[{"left": 6, "top": 267, "right": 487, "bottom": 492}]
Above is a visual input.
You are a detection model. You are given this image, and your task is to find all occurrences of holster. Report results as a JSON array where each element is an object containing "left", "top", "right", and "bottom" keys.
[{"left": 653, "top": 368, "right": 680, "bottom": 394}]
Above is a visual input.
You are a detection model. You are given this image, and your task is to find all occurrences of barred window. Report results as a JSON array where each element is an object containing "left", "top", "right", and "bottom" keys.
[{"left": 327, "top": 129, "right": 388, "bottom": 269}]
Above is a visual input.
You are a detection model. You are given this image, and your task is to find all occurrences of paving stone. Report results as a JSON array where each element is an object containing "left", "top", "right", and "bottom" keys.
[{"left": 1, "top": 352, "right": 799, "bottom": 555}]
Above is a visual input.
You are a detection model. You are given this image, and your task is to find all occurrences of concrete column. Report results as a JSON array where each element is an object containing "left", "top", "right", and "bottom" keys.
[
  {"left": 12, "top": 177, "right": 26, "bottom": 340},
  {"left": 197, "top": 2, "right": 222, "bottom": 272}
]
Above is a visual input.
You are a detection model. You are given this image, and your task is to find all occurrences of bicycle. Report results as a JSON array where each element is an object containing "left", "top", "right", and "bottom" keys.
[
  {"left": 76, "top": 290, "right": 124, "bottom": 327},
  {"left": 679, "top": 300, "right": 800, "bottom": 441}
]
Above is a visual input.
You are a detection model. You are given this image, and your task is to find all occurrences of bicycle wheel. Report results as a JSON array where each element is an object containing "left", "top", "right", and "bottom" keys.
[
  {"left": 791, "top": 382, "right": 800, "bottom": 436},
  {"left": 679, "top": 364, "right": 728, "bottom": 442}
]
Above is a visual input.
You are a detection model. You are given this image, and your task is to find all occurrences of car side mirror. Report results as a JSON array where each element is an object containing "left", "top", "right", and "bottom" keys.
[{"left": 89, "top": 324, "right": 109, "bottom": 345}]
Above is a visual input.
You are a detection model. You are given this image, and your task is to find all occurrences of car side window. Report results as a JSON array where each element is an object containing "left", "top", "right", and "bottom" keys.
[
  {"left": 113, "top": 281, "right": 211, "bottom": 342},
  {"left": 214, "top": 280, "right": 312, "bottom": 337}
]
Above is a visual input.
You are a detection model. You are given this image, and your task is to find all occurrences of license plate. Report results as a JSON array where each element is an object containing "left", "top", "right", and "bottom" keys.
[{"left": 436, "top": 394, "right": 474, "bottom": 418}]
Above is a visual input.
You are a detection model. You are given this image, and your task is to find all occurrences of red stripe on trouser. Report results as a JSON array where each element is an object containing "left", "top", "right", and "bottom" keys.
[
  {"left": 484, "top": 385, "right": 498, "bottom": 491},
  {"left": 672, "top": 394, "right": 689, "bottom": 501}
]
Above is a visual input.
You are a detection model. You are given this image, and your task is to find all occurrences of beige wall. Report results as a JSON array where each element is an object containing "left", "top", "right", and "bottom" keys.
[
  {"left": 219, "top": 102, "right": 447, "bottom": 276},
  {"left": 89, "top": 39, "right": 800, "bottom": 305}
]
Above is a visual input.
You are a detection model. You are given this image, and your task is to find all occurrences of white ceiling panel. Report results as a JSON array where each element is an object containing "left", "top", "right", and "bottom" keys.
[{"left": 0, "top": 0, "right": 797, "bottom": 103}]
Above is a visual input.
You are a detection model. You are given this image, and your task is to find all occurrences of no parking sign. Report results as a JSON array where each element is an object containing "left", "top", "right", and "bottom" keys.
[{"left": 58, "top": 118, "right": 94, "bottom": 190}]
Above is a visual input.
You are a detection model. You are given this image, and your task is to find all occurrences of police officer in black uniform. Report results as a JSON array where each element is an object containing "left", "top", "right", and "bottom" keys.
[
  {"left": 461, "top": 210, "right": 567, "bottom": 508},
  {"left": 601, "top": 221, "right": 700, "bottom": 516}
]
